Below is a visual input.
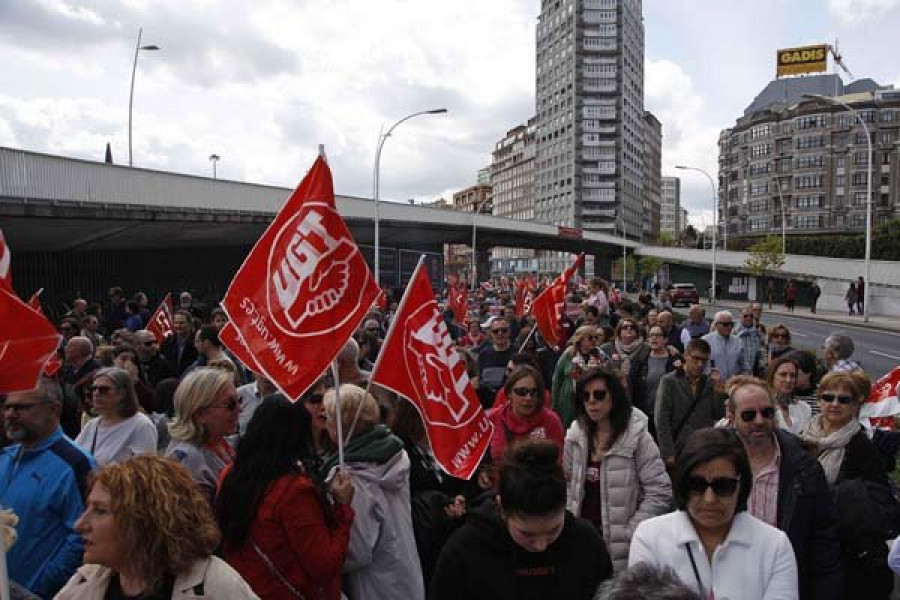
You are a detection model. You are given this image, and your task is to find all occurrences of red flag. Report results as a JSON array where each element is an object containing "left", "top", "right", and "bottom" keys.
[
  {"left": 862, "top": 367, "right": 900, "bottom": 430},
  {"left": 219, "top": 321, "right": 265, "bottom": 375},
  {"left": 531, "top": 253, "right": 584, "bottom": 347},
  {"left": 375, "top": 289, "right": 388, "bottom": 312},
  {"left": 147, "top": 294, "right": 175, "bottom": 344},
  {"left": 447, "top": 285, "right": 468, "bottom": 325},
  {"left": 371, "top": 258, "right": 493, "bottom": 479},
  {"left": 221, "top": 157, "right": 379, "bottom": 401},
  {"left": 0, "top": 229, "right": 11, "bottom": 294},
  {"left": 22, "top": 289, "right": 61, "bottom": 376},
  {"left": 0, "top": 287, "right": 62, "bottom": 393},
  {"left": 446, "top": 273, "right": 459, "bottom": 289},
  {"left": 27, "top": 288, "right": 44, "bottom": 312}
]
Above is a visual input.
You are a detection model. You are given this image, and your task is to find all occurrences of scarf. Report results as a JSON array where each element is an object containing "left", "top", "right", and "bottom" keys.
[
  {"left": 799, "top": 416, "right": 859, "bottom": 485},
  {"left": 321, "top": 424, "right": 404, "bottom": 473},
  {"left": 615, "top": 338, "right": 644, "bottom": 377}
]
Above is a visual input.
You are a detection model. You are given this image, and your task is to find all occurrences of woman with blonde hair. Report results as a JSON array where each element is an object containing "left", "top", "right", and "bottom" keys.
[
  {"left": 165, "top": 367, "right": 240, "bottom": 503},
  {"left": 56, "top": 455, "right": 257, "bottom": 599},
  {"left": 321, "top": 384, "right": 424, "bottom": 600},
  {"left": 75, "top": 367, "right": 157, "bottom": 465},
  {"left": 552, "top": 325, "right": 603, "bottom": 427}
]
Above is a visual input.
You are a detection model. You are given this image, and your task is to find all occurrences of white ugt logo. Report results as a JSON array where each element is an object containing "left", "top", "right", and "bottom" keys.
[
  {"left": 272, "top": 210, "right": 341, "bottom": 325},
  {"left": 409, "top": 310, "right": 472, "bottom": 425}
]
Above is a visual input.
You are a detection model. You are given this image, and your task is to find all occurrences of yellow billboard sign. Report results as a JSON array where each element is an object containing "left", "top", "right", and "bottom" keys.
[{"left": 776, "top": 45, "right": 828, "bottom": 77}]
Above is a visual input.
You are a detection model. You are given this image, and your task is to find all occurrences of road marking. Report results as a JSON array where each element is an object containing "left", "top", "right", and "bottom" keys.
[
  {"left": 870, "top": 350, "right": 900, "bottom": 361},
  {"left": 790, "top": 331, "right": 809, "bottom": 337}
]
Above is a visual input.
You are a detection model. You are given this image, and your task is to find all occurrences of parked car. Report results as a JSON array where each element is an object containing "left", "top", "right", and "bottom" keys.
[{"left": 670, "top": 283, "right": 699, "bottom": 307}]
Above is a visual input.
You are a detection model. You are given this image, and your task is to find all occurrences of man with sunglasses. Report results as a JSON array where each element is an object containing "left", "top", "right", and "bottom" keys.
[
  {"left": 726, "top": 377, "right": 841, "bottom": 600},
  {"left": 0, "top": 377, "right": 97, "bottom": 598},
  {"left": 477, "top": 316, "right": 517, "bottom": 393},
  {"left": 134, "top": 329, "right": 174, "bottom": 388},
  {"left": 702, "top": 311, "right": 746, "bottom": 384}
]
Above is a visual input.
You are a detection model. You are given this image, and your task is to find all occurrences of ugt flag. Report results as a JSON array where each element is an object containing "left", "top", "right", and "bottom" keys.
[
  {"left": 147, "top": 294, "right": 175, "bottom": 344},
  {"left": 0, "top": 287, "right": 62, "bottom": 393},
  {"left": 861, "top": 367, "right": 900, "bottom": 430},
  {"left": 531, "top": 253, "right": 584, "bottom": 347},
  {"left": 370, "top": 257, "right": 493, "bottom": 480},
  {"left": 222, "top": 156, "right": 379, "bottom": 401}
]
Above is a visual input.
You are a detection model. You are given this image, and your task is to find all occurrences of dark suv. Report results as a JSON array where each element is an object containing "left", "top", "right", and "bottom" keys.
[{"left": 670, "top": 283, "right": 700, "bottom": 307}]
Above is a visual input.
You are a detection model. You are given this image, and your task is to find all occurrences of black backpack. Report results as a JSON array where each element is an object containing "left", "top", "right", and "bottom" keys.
[{"left": 834, "top": 478, "right": 900, "bottom": 569}]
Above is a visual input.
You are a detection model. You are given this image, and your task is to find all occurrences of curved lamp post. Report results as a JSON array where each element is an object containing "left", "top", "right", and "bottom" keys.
[
  {"left": 128, "top": 27, "right": 160, "bottom": 167},
  {"left": 676, "top": 165, "right": 718, "bottom": 306},
  {"left": 372, "top": 108, "right": 448, "bottom": 285}
]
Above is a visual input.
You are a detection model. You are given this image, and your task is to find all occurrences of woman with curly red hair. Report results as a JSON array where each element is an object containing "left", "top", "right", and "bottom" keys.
[{"left": 55, "top": 455, "right": 257, "bottom": 599}]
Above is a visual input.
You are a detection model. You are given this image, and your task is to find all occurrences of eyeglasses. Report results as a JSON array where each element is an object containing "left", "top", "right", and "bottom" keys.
[
  {"left": 512, "top": 387, "right": 540, "bottom": 398},
  {"left": 686, "top": 476, "right": 740, "bottom": 498},
  {"left": 581, "top": 389, "right": 608, "bottom": 402},
  {"left": 89, "top": 385, "right": 115, "bottom": 396},
  {"left": 3, "top": 401, "right": 52, "bottom": 414},
  {"left": 620, "top": 324, "right": 637, "bottom": 331},
  {"left": 205, "top": 400, "right": 240, "bottom": 412},
  {"left": 306, "top": 393, "right": 324, "bottom": 405},
  {"left": 648, "top": 331, "right": 664, "bottom": 338},
  {"left": 491, "top": 328, "right": 509, "bottom": 334},
  {"left": 820, "top": 392, "right": 854, "bottom": 405},
  {"left": 739, "top": 407, "right": 776, "bottom": 422}
]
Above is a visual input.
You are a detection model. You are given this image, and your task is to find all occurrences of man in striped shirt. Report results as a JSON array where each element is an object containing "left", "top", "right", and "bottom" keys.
[{"left": 728, "top": 377, "right": 842, "bottom": 600}]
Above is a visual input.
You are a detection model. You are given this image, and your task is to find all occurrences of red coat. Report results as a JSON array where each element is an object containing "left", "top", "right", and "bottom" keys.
[{"left": 223, "top": 472, "right": 354, "bottom": 600}]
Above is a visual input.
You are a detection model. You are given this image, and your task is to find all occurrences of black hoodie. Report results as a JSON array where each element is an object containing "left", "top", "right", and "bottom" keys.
[{"left": 429, "top": 500, "right": 612, "bottom": 600}]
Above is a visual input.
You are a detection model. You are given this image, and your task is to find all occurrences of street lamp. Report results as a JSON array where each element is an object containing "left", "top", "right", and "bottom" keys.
[
  {"left": 617, "top": 214, "right": 628, "bottom": 294},
  {"left": 471, "top": 197, "right": 491, "bottom": 292},
  {"left": 209, "top": 154, "right": 220, "bottom": 179},
  {"left": 128, "top": 27, "right": 160, "bottom": 167},
  {"left": 372, "top": 108, "right": 448, "bottom": 285},
  {"left": 676, "top": 165, "right": 718, "bottom": 306},
  {"left": 803, "top": 93, "right": 873, "bottom": 322}
]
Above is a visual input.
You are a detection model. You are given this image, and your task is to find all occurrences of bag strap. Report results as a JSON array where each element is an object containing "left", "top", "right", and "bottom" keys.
[
  {"left": 684, "top": 543, "right": 707, "bottom": 599},
  {"left": 671, "top": 379, "right": 705, "bottom": 445},
  {"left": 251, "top": 539, "right": 308, "bottom": 600}
]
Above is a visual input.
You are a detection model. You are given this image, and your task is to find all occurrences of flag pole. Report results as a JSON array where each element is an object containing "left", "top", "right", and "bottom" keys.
[
  {"left": 331, "top": 361, "right": 344, "bottom": 467},
  {"left": 517, "top": 325, "right": 537, "bottom": 353},
  {"left": 346, "top": 255, "right": 425, "bottom": 445}
]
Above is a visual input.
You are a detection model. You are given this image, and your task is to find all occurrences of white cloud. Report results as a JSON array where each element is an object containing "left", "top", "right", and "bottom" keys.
[{"left": 828, "top": 0, "right": 900, "bottom": 25}]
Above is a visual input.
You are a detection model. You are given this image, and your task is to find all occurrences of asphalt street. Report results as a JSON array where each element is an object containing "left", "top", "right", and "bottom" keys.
[{"left": 716, "top": 308, "right": 900, "bottom": 379}]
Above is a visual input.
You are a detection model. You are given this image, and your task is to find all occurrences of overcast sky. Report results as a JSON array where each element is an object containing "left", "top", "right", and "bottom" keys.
[{"left": 1, "top": 0, "right": 899, "bottom": 228}]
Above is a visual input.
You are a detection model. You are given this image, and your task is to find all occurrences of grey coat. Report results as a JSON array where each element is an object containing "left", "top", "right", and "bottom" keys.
[
  {"left": 654, "top": 371, "right": 724, "bottom": 459},
  {"left": 563, "top": 410, "right": 672, "bottom": 572}
]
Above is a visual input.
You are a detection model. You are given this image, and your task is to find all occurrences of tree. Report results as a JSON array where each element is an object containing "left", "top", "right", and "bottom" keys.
[
  {"left": 611, "top": 256, "right": 638, "bottom": 284},
  {"left": 657, "top": 231, "right": 676, "bottom": 247},
  {"left": 744, "top": 235, "right": 786, "bottom": 278},
  {"left": 639, "top": 256, "right": 664, "bottom": 280},
  {"left": 681, "top": 225, "right": 698, "bottom": 248}
]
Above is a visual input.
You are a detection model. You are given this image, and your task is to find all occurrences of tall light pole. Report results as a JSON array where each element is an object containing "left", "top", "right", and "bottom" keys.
[
  {"left": 209, "top": 154, "right": 220, "bottom": 179},
  {"left": 471, "top": 197, "right": 490, "bottom": 291},
  {"left": 128, "top": 27, "right": 160, "bottom": 167},
  {"left": 372, "top": 108, "right": 448, "bottom": 285},
  {"left": 803, "top": 93, "right": 873, "bottom": 322},
  {"left": 618, "top": 214, "right": 628, "bottom": 294},
  {"left": 676, "top": 165, "right": 718, "bottom": 305}
]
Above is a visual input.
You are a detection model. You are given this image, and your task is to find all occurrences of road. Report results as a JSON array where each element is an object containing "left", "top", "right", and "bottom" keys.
[{"left": 715, "top": 309, "right": 900, "bottom": 379}]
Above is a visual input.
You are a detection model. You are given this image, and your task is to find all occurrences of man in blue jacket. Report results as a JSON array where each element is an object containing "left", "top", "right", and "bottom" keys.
[{"left": 0, "top": 377, "right": 96, "bottom": 598}]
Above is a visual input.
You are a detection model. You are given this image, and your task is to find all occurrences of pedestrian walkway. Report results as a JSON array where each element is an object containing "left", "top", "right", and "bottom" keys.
[{"left": 699, "top": 299, "right": 900, "bottom": 334}]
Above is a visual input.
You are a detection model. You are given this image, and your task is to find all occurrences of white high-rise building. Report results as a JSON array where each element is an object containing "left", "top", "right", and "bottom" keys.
[
  {"left": 661, "top": 176, "right": 681, "bottom": 233},
  {"left": 534, "top": 0, "right": 645, "bottom": 272}
]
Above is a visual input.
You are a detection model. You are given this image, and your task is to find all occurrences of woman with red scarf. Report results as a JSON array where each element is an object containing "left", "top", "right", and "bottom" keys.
[{"left": 487, "top": 365, "right": 565, "bottom": 469}]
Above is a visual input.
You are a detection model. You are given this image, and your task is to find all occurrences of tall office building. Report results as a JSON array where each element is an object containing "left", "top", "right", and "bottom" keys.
[
  {"left": 643, "top": 111, "right": 662, "bottom": 241},
  {"left": 660, "top": 176, "right": 681, "bottom": 233},
  {"left": 490, "top": 118, "right": 538, "bottom": 273},
  {"left": 534, "top": 0, "right": 645, "bottom": 272},
  {"left": 719, "top": 74, "right": 900, "bottom": 239}
]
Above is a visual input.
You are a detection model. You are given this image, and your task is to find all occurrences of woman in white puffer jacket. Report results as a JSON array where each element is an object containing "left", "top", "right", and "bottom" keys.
[{"left": 563, "top": 367, "right": 672, "bottom": 572}]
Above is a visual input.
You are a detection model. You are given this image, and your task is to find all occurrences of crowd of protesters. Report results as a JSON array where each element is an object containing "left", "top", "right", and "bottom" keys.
[{"left": 1, "top": 278, "right": 899, "bottom": 600}]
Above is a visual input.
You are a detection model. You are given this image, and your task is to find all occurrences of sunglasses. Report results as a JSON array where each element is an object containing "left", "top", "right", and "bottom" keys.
[
  {"left": 306, "top": 393, "right": 325, "bottom": 405},
  {"left": 89, "top": 385, "right": 115, "bottom": 395},
  {"left": 142, "top": 341, "right": 156, "bottom": 346},
  {"left": 620, "top": 324, "right": 637, "bottom": 331},
  {"left": 820, "top": 392, "right": 854, "bottom": 405},
  {"left": 206, "top": 400, "right": 239, "bottom": 412},
  {"left": 512, "top": 387, "right": 540, "bottom": 398},
  {"left": 686, "top": 476, "right": 740, "bottom": 498},
  {"left": 717, "top": 322, "right": 734, "bottom": 328},
  {"left": 581, "top": 389, "right": 608, "bottom": 402},
  {"left": 739, "top": 407, "right": 776, "bottom": 422},
  {"left": 492, "top": 328, "right": 509, "bottom": 334}
]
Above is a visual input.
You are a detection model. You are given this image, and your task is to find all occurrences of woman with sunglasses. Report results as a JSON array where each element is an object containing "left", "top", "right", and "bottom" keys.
[
  {"left": 599, "top": 318, "right": 651, "bottom": 409},
  {"left": 564, "top": 368, "right": 671, "bottom": 572},
  {"left": 74, "top": 367, "right": 158, "bottom": 466},
  {"left": 488, "top": 365, "right": 564, "bottom": 467},
  {"left": 166, "top": 367, "right": 240, "bottom": 504},
  {"left": 552, "top": 325, "right": 604, "bottom": 428},
  {"left": 217, "top": 395, "right": 354, "bottom": 600},
  {"left": 630, "top": 427, "right": 797, "bottom": 599},
  {"left": 766, "top": 355, "right": 812, "bottom": 434},
  {"left": 767, "top": 325, "right": 794, "bottom": 369}
]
